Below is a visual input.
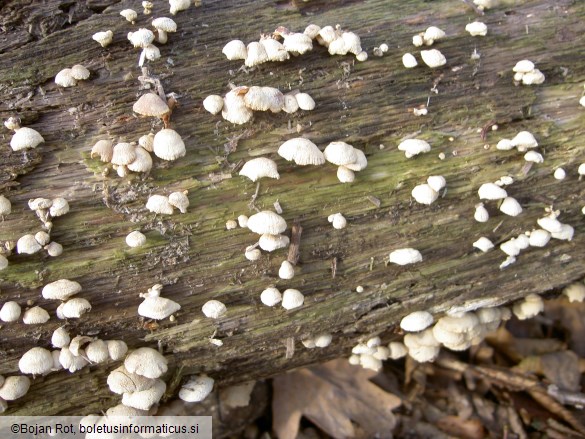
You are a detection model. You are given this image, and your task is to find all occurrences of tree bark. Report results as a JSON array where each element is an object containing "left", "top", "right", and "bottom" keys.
[{"left": 0, "top": 0, "right": 584, "bottom": 418}]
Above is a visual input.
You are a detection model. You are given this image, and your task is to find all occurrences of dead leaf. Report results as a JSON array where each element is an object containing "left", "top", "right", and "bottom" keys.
[
  {"left": 272, "top": 359, "right": 401, "bottom": 439},
  {"left": 544, "top": 299, "right": 585, "bottom": 357},
  {"left": 436, "top": 415, "right": 486, "bottom": 439},
  {"left": 540, "top": 351, "right": 581, "bottom": 391}
]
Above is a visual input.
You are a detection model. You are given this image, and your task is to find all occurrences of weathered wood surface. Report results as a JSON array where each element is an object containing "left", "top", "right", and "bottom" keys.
[{"left": 0, "top": 0, "right": 584, "bottom": 417}]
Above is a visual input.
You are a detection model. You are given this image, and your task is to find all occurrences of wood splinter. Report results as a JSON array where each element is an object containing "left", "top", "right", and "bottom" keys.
[{"left": 287, "top": 221, "right": 302, "bottom": 265}]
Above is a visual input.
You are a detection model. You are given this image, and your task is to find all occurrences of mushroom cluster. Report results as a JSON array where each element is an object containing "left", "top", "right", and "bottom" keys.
[
  {"left": 4, "top": 117, "right": 44, "bottom": 152},
  {"left": 313, "top": 24, "right": 367, "bottom": 61},
  {"left": 123, "top": 15, "right": 179, "bottom": 67},
  {"left": 91, "top": 140, "right": 154, "bottom": 177},
  {"left": 349, "top": 336, "right": 406, "bottom": 372},
  {"left": 512, "top": 60, "right": 545, "bottom": 85},
  {"left": 323, "top": 141, "right": 368, "bottom": 183},
  {"left": 203, "top": 86, "right": 316, "bottom": 125},
  {"left": 412, "top": 26, "right": 446, "bottom": 47},
  {"left": 54, "top": 64, "right": 90, "bottom": 88},
  {"left": 411, "top": 175, "right": 446, "bottom": 205},
  {"left": 496, "top": 130, "right": 539, "bottom": 153},
  {"left": 145, "top": 190, "right": 189, "bottom": 214},
  {"left": 301, "top": 333, "right": 333, "bottom": 349}
]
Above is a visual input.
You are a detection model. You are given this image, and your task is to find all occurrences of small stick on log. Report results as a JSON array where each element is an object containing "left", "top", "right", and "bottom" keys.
[
  {"left": 287, "top": 221, "right": 302, "bottom": 265},
  {"left": 461, "top": 0, "right": 484, "bottom": 15}
]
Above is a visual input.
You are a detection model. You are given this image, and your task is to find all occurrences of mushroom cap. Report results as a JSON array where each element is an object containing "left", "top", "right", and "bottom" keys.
[
  {"left": 120, "top": 9, "right": 138, "bottom": 21},
  {"left": 133, "top": 93, "right": 170, "bottom": 117},
  {"left": 402, "top": 52, "right": 418, "bottom": 68},
  {"left": 260, "top": 37, "right": 290, "bottom": 62},
  {"left": 524, "top": 151, "right": 543, "bottom": 163},
  {"left": 86, "top": 339, "right": 110, "bottom": 364},
  {"left": 511, "top": 131, "right": 538, "bottom": 150},
  {"left": 106, "top": 340, "right": 128, "bottom": 361},
  {"left": 400, "top": 310, "right": 434, "bottom": 332},
  {"left": 359, "top": 354, "right": 383, "bottom": 371},
  {"left": 278, "top": 137, "right": 325, "bottom": 166},
  {"left": 152, "top": 17, "right": 177, "bottom": 32},
  {"left": 60, "top": 298, "right": 92, "bottom": 318},
  {"left": 465, "top": 21, "right": 488, "bottom": 36},
  {"left": 328, "top": 37, "right": 349, "bottom": 55},
  {"left": 22, "top": 306, "right": 50, "bottom": 324},
  {"left": 55, "top": 68, "right": 77, "bottom": 87},
  {"left": 0, "top": 195, "right": 11, "bottom": 215},
  {"left": 0, "top": 254, "right": 7, "bottom": 270},
  {"left": 476, "top": 307, "right": 503, "bottom": 325},
  {"left": 329, "top": 213, "right": 347, "bottom": 230},
  {"left": 243, "top": 86, "right": 284, "bottom": 112},
  {"left": 344, "top": 149, "right": 368, "bottom": 171},
  {"left": 222, "top": 40, "right": 247, "bottom": 60},
  {"left": 397, "top": 138, "right": 431, "bottom": 158},
  {"left": 499, "top": 197, "right": 522, "bottom": 217},
  {"left": 0, "top": 376, "right": 30, "bottom": 401},
  {"left": 245, "top": 41, "right": 268, "bottom": 67},
  {"left": 49, "top": 197, "right": 70, "bottom": 217},
  {"left": 473, "top": 236, "right": 494, "bottom": 252},
  {"left": 282, "top": 32, "right": 313, "bottom": 54},
  {"left": 153, "top": 129, "right": 186, "bottom": 161},
  {"left": 258, "top": 233, "right": 289, "bottom": 252},
  {"left": 314, "top": 333, "right": 333, "bottom": 348},
  {"left": 513, "top": 59, "right": 535, "bottom": 73},
  {"left": 411, "top": 183, "right": 439, "bottom": 205},
  {"left": 16, "top": 234, "right": 42, "bottom": 254},
  {"left": 168, "top": 191, "right": 189, "bottom": 213},
  {"left": 42, "top": 279, "right": 82, "bottom": 301},
  {"left": 424, "top": 26, "right": 445, "bottom": 41},
  {"left": 108, "top": 365, "right": 158, "bottom": 394},
  {"left": 478, "top": 183, "right": 507, "bottom": 200},
  {"left": 51, "top": 327, "right": 70, "bottom": 348},
  {"left": 244, "top": 247, "right": 261, "bottom": 261},
  {"left": 128, "top": 28, "right": 155, "bottom": 48},
  {"left": 563, "top": 282, "right": 585, "bottom": 303},
  {"left": 111, "top": 142, "right": 136, "bottom": 166},
  {"left": 537, "top": 216, "right": 563, "bottom": 233},
  {"left": 126, "top": 230, "right": 147, "bottom": 248},
  {"left": 304, "top": 24, "right": 321, "bottom": 39},
  {"left": 496, "top": 138, "right": 514, "bottom": 150},
  {"left": 404, "top": 328, "right": 439, "bottom": 348},
  {"left": 35, "top": 231, "right": 50, "bottom": 246},
  {"left": 203, "top": 95, "right": 224, "bottom": 115},
  {"left": 138, "top": 296, "right": 181, "bottom": 320},
  {"left": 19, "top": 347, "right": 53, "bottom": 375},
  {"left": 127, "top": 146, "right": 153, "bottom": 173},
  {"left": 122, "top": 378, "right": 166, "bottom": 410},
  {"left": 281, "top": 289, "right": 304, "bottom": 310},
  {"left": 222, "top": 88, "right": 254, "bottom": 125},
  {"left": 146, "top": 195, "right": 174, "bottom": 215},
  {"left": 202, "top": 300, "right": 227, "bottom": 319},
  {"left": 295, "top": 92, "right": 316, "bottom": 111},
  {"left": 389, "top": 248, "right": 422, "bottom": 265},
  {"left": 139, "top": 133, "right": 155, "bottom": 152},
  {"left": 388, "top": 341, "right": 408, "bottom": 359},
  {"left": 91, "top": 139, "right": 114, "bottom": 162},
  {"left": 435, "top": 312, "right": 480, "bottom": 334},
  {"left": 342, "top": 31, "right": 362, "bottom": 55},
  {"left": 247, "top": 211, "right": 287, "bottom": 235},
  {"left": 239, "top": 157, "right": 280, "bottom": 182},
  {"left": 260, "top": 287, "right": 282, "bottom": 307},
  {"left": 427, "top": 175, "right": 446, "bottom": 192},
  {"left": 169, "top": 0, "right": 191, "bottom": 14},
  {"left": 10, "top": 127, "right": 44, "bottom": 151},
  {"left": 500, "top": 239, "right": 521, "bottom": 257},
  {"left": 143, "top": 43, "right": 161, "bottom": 61},
  {"left": 71, "top": 64, "right": 90, "bottom": 80},
  {"left": 92, "top": 30, "right": 113, "bottom": 47},
  {"left": 28, "top": 197, "right": 52, "bottom": 210},
  {"left": 278, "top": 260, "right": 295, "bottom": 280},
  {"left": 420, "top": 49, "right": 446, "bottom": 68},
  {"left": 551, "top": 223, "right": 574, "bottom": 241},
  {"left": 0, "top": 301, "right": 21, "bottom": 322},
  {"left": 528, "top": 229, "right": 551, "bottom": 247},
  {"left": 323, "top": 141, "right": 357, "bottom": 166},
  {"left": 179, "top": 375, "right": 215, "bottom": 402},
  {"left": 513, "top": 294, "right": 543, "bottom": 320},
  {"left": 522, "top": 69, "right": 546, "bottom": 84},
  {"left": 282, "top": 94, "right": 300, "bottom": 114},
  {"left": 125, "top": 347, "right": 168, "bottom": 379}
]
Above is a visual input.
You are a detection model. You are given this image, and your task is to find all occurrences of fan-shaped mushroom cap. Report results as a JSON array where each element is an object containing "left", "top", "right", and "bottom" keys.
[
  {"left": 295, "top": 92, "right": 316, "bottom": 111},
  {"left": 411, "top": 183, "right": 439, "bottom": 205},
  {"left": 49, "top": 197, "right": 69, "bottom": 217},
  {"left": 127, "top": 147, "right": 153, "bottom": 173},
  {"left": 473, "top": 236, "right": 494, "bottom": 252},
  {"left": 427, "top": 175, "right": 446, "bottom": 192},
  {"left": 528, "top": 229, "right": 550, "bottom": 247},
  {"left": 397, "top": 138, "right": 431, "bottom": 158},
  {"left": 328, "top": 37, "right": 348, "bottom": 55},
  {"left": 42, "top": 279, "right": 82, "bottom": 301},
  {"left": 126, "top": 231, "right": 147, "bottom": 248},
  {"left": 133, "top": 93, "right": 170, "bottom": 117},
  {"left": 563, "top": 282, "right": 585, "bottom": 303},
  {"left": 336, "top": 166, "right": 355, "bottom": 183},
  {"left": 278, "top": 138, "right": 325, "bottom": 166},
  {"left": 92, "top": 30, "right": 113, "bottom": 47},
  {"left": 389, "top": 248, "right": 422, "bottom": 265},
  {"left": 202, "top": 300, "right": 227, "bottom": 319},
  {"left": 478, "top": 183, "right": 507, "bottom": 200},
  {"left": 51, "top": 327, "right": 70, "bottom": 348},
  {"left": 245, "top": 42, "right": 268, "bottom": 67},
  {"left": 125, "top": 347, "right": 168, "bottom": 379},
  {"left": 499, "top": 197, "right": 522, "bottom": 216},
  {"left": 258, "top": 233, "right": 289, "bottom": 252},
  {"left": 323, "top": 141, "right": 357, "bottom": 166},
  {"left": 203, "top": 95, "right": 224, "bottom": 114},
  {"left": 86, "top": 339, "right": 110, "bottom": 364},
  {"left": 260, "top": 287, "right": 282, "bottom": 307},
  {"left": 0, "top": 376, "right": 30, "bottom": 401},
  {"left": 107, "top": 340, "right": 128, "bottom": 361},
  {"left": 402, "top": 52, "right": 418, "bottom": 68},
  {"left": 344, "top": 149, "right": 368, "bottom": 171},
  {"left": 278, "top": 260, "right": 295, "bottom": 280},
  {"left": 304, "top": 24, "right": 321, "bottom": 39},
  {"left": 511, "top": 131, "right": 538, "bottom": 151},
  {"left": 281, "top": 289, "right": 304, "bottom": 310},
  {"left": 465, "top": 21, "right": 488, "bottom": 36},
  {"left": 19, "top": 347, "right": 53, "bottom": 375},
  {"left": 122, "top": 378, "right": 166, "bottom": 410},
  {"left": 138, "top": 294, "right": 181, "bottom": 320},
  {"left": 243, "top": 86, "right": 284, "bottom": 112},
  {"left": 120, "top": 9, "right": 138, "bottom": 23},
  {"left": 168, "top": 191, "right": 189, "bottom": 213},
  {"left": 260, "top": 37, "right": 290, "bottom": 62},
  {"left": 247, "top": 211, "right": 287, "bottom": 235},
  {"left": 128, "top": 28, "right": 155, "bottom": 48},
  {"left": 512, "top": 59, "right": 535, "bottom": 73},
  {"left": 58, "top": 298, "right": 91, "bottom": 319},
  {"left": 71, "top": 64, "right": 90, "bottom": 80},
  {"left": 512, "top": 294, "right": 543, "bottom": 320},
  {"left": 34, "top": 231, "right": 50, "bottom": 246},
  {"left": 111, "top": 142, "right": 136, "bottom": 166},
  {"left": 0, "top": 301, "right": 21, "bottom": 322},
  {"left": 179, "top": 375, "right": 214, "bottom": 402},
  {"left": 282, "top": 94, "right": 300, "bottom": 113},
  {"left": 16, "top": 234, "right": 42, "bottom": 254},
  {"left": 152, "top": 17, "right": 177, "bottom": 32},
  {"left": 22, "top": 306, "right": 50, "bottom": 324},
  {"left": 55, "top": 68, "right": 77, "bottom": 87},
  {"left": 146, "top": 195, "right": 174, "bottom": 215},
  {"left": 328, "top": 213, "right": 347, "bottom": 230},
  {"left": 282, "top": 32, "right": 313, "bottom": 55},
  {"left": 423, "top": 26, "right": 445, "bottom": 43},
  {"left": 10, "top": 127, "right": 44, "bottom": 151},
  {"left": 91, "top": 140, "right": 114, "bottom": 162},
  {"left": 222, "top": 39, "right": 247, "bottom": 60},
  {"left": 139, "top": 133, "right": 155, "bottom": 152},
  {"left": 152, "top": 129, "right": 186, "bottom": 161},
  {"left": 239, "top": 157, "right": 280, "bottom": 182},
  {"left": 222, "top": 88, "right": 253, "bottom": 125},
  {"left": 169, "top": 0, "right": 191, "bottom": 15},
  {"left": 400, "top": 310, "right": 434, "bottom": 332},
  {"left": 0, "top": 195, "right": 11, "bottom": 215},
  {"left": 420, "top": 49, "right": 446, "bottom": 68},
  {"left": 537, "top": 216, "right": 563, "bottom": 233}
]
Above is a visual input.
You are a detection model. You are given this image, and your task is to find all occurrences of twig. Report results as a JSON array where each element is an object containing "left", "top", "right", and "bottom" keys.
[
  {"left": 480, "top": 119, "right": 496, "bottom": 141},
  {"left": 547, "top": 384, "right": 585, "bottom": 409},
  {"left": 285, "top": 337, "right": 295, "bottom": 359},
  {"left": 287, "top": 221, "right": 302, "bottom": 265},
  {"left": 331, "top": 256, "right": 337, "bottom": 279},
  {"left": 461, "top": 0, "right": 484, "bottom": 15}
]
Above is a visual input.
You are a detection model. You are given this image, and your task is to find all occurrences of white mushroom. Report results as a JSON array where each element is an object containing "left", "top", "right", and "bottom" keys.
[
  {"left": 153, "top": 129, "right": 186, "bottom": 161},
  {"left": 511, "top": 131, "right": 538, "bottom": 151},
  {"left": 389, "top": 248, "right": 422, "bottom": 265},
  {"left": 278, "top": 260, "right": 295, "bottom": 280},
  {"left": 0, "top": 301, "right": 21, "bottom": 322},
  {"left": 168, "top": 191, "right": 189, "bottom": 213},
  {"left": 10, "top": 127, "right": 44, "bottom": 151},
  {"left": 400, "top": 311, "right": 434, "bottom": 332},
  {"left": 499, "top": 197, "right": 522, "bottom": 217},
  {"left": 411, "top": 184, "right": 439, "bottom": 205},
  {"left": 247, "top": 211, "right": 287, "bottom": 235},
  {"left": 528, "top": 229, "right": 551, "bottom": 247},
  {"left": 92, "top": 30, "right": 113, "bottom": 47},
  {"left": 138, "top": 284, "right": 181, "bottom": 320},
  {"left": 222, "top": 87, "right": 254, "bottom": 125},
  {"left": 203, "top": 95, "right": 224, "bottom": 115},
  {"left": 126, "top": 231, "right": 147, "bottom": 248},
  {"left": 86, "top": 340, "right": 110, "bottom": 364},
  {"left": 42, "top": 279, "right": 82, "bottom": 301},
  {"left": 122, "top": 379, "right": 166, "bottom": 410},
  {"left": 563, "top": 282, "right": 585, "bottom": 303},
  {"left": 179, "top": 375, "right": 214, "bottom": 402},
  {"left": 0, "top": 195, "right": 11, "bottom": 216},
  {"left": 473, "top": 236, "right": 494, "bottom": 252},
  {"left": 239, "top": 157, "right": 280, "bottom": 182},
  {"left": 281, "top": 289, "right": 304, "bottom": 310},
  {"left": 120, "top": 9, "right": 138, "bottom": 24},
  {"left": 260, "top": 287, "right": 282, "bottom": 307},
  {"left": 106, "top": 340, "right": 128, "bottom": 361},
  {"left": 245, "top": 42, "right": 269, "bottom": 67},
  {"left": 295, "top": 93, "right": 316, "bottom": 111},
  {"left": 258, "top": 234, "right": 289, "bottom": 252},
  {"left": 474, "top": 203, "right": 489, "bottom": 222},
  {"left": 512, "top": 294, "right": 543, "bottom": 320},
  {"left": 478, "top": 183, "right": 507, "bottom": 200},
  {"left": 402, "top": 53, "right": 418, "bottom": 68},
  {"left": 152, "top": 17, "right": 177, "bottom": 44},
  {"left": 124, "top": 347, "right": 168, "bottom": 379},
  {"left": 278, "top": 138, "right": 325, "bottom": 166},
  {"left": 465, "top": 22, "right": 488, "bottom": 36},
  {"left": 16, "top": 234, "right": 42, "bottom": 254},
  {"left": 22, "top": 306, "right": 50, "bottom": 324},
  {"left": 19, "top": 347, "right": 53, "bottom": 375},
  {"left": 60, "top": 298, "right": 92, "bottom": 319},
  {"left": 222, "top": 40, "right": 247, "bottom": 60},
  {"left": 51, "top": 327, "right": 70, "bottom": 348},
  {"left": 328, "top": 213, "right": 347, "bottom": 230},
  {"left": 397, "top": 138, "right": 431, "bottom": 158},
  {"left": 0, "top": 376, "right": 30, "bottom": 401},
  {"left": 201, "top": 300, "right": 227, "bottom": 319},
  {"left": 420, "top": 49, "right": 446, "bottom": 68},
  {"left": 55, "top": 68, "right": 77, "bottom": 87},
  {"left": 146, "top": 195, "right": 174, "bottom": 215}
]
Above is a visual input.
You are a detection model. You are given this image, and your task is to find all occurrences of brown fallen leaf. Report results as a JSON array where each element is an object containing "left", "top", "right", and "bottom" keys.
[{"left": 272, "top": 359, "right": 401, "bottom": 439}]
